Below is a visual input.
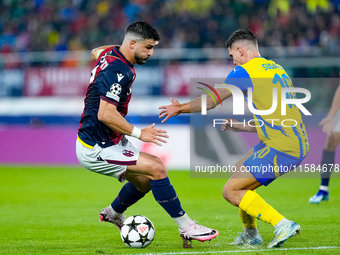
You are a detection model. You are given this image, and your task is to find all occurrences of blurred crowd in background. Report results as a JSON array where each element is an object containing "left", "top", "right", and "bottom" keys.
[
  {"left": 0, "top": 0, "right": 339, "bottom": 101},
  {"left": 1, "top": 0, "right": 340, "bottom": 54}
]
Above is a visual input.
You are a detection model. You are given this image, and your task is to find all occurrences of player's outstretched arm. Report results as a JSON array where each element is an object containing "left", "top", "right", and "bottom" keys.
[
  {"left": 159, "top": 88, "right": 231, "bottom": 123},
  {"left": 159, "top": 98, "right": 190, "bottom": 123},
  {"left": 99, "top": 100, "right": 168, "bottom": 145},
  {"left": 319, "top": 84, "right": 340, "bottom": 136},
  {"left": 221, "top": 118, "right": 257, "bottom": 133}
]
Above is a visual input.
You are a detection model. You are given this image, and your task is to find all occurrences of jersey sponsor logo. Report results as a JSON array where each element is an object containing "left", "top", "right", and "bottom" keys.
[
  {"left": 106, "top": 83, "right": 122, "bottom": 101},
  {"left": 122, "top": 149, "right": 134, "bottom": 157},
  {"left": 117, "top": 73, "right": 124, "bottom": 82}
]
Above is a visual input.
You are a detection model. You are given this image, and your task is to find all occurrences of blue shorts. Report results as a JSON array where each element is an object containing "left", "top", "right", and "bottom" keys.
[{"left": 243, "top": 142, "right": 306, "bottom": 186}]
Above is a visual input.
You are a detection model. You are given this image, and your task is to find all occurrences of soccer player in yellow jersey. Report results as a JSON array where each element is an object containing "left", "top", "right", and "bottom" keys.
[{"left": 159, "top": 29, "right": 309, "bottom": 248}]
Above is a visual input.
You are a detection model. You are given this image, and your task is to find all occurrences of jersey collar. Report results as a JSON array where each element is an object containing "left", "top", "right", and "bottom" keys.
[{"left": 113, "top": 46, "right": 134, "bottom": 68}]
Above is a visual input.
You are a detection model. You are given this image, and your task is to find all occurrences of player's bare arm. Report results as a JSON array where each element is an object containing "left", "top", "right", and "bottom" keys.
[
  {"left": 221, "top": 118, "right": 257, "bottom": 133},
  {"left": 159, "top": 88, "right": 231, "bottom": 123},
  {"left": 98, "top": 99, "right": 169, "bottom": 145},
  {"left": 91, "top": 45, "right": 117, "bottom": 61}
]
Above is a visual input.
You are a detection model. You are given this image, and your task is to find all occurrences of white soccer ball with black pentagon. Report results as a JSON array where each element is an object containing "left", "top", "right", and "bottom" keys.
[
  {"left": 120, "top": 215, "right": 155, "bottom": 248},
  {"left": 110, "top": 83, "right": 122, "bottom": 95}
]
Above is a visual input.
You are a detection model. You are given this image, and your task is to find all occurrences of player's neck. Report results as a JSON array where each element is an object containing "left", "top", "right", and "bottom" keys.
[
  {"left": 249, "top": 51, "right": 261, "bottom": 60},
  {"left": 118, "top": 44, "right": 136, "bottom": 65},
  {"left": 244, "top": 51, "right": 261, "bottom": 64}
]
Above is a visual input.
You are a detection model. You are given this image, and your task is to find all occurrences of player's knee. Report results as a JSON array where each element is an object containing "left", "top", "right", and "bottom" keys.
[
  {"left": 149, "top": 156, "right": 167, "bottom": 180},
  {"left": 222, "top": 184, "right": 232, "bottom": 202},
  {"left": 134, "top": 179, "right": 151, "bottom": 194},
  {"left": 324, "top": 134, "right": 340, "bottom": 151},
  {"left": 324, "top": 140, "right": 337, "bottom": 151},
  {"left": 222, "top": 183, "right": 238, "bottom": 206}
]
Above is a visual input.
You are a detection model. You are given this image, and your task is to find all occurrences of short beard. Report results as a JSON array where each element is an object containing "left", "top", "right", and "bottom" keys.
[{"left": 134, "top": 53, "right": 148, "bottom": 65}]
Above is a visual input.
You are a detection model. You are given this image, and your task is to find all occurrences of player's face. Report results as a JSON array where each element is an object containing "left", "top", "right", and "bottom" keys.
[
  {"left": 134, "top": 39, "right": 159, "bottom": 65},
  {"left": 228, "top": 46, "right": 244, "bottom": 66}
]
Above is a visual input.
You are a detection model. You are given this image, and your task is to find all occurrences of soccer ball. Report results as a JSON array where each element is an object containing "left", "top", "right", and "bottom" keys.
[
  {"left": 120, "top": 215, "right": 155, "bottom": 248},
  {"left": 110, "top": 83, "right": 122, "bottom": 95}
]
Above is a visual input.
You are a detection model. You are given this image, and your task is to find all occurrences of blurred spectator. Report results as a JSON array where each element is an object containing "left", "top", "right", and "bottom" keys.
[{"left": 0, "top": 0, "right": 339, "bottom": 56}]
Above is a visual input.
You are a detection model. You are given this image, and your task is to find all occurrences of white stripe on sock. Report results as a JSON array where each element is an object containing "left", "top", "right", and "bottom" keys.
[
  {"left": 319, "top": 185, "right": 329, "bottom": 192},
  {"left": 174, "top": 213, "right": 192, "bottom": 229}
]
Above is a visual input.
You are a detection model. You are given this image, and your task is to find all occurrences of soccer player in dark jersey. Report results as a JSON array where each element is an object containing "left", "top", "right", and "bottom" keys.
[{"left": 76, "top": 21, "right": 218, "bottom": 243}]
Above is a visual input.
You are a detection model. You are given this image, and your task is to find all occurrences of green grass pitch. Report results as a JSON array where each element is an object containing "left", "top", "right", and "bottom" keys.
[{"left": 0, "top": 166, "right": 339, "bottom": 255}]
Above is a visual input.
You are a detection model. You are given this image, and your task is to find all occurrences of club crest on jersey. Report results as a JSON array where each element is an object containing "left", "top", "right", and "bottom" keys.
[
  {"left": 122, "top": 149, "right": 134, "bottom": 157},
  {"left": 106, "top": 83, "right": 122, "bottom": 101}
]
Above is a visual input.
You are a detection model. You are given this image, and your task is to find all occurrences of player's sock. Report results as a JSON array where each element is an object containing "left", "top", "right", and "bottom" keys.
[
  {"left": 111, "top": 182, "right": 145, "bottom": 214},
  {"left": 239, "top": 190, "right": 284, "bottom": 227},
  {"left": 243, "top": 227, "right": 258, "bottom": 237},
  {"left": 239, "top": 207, "right": 257, "bottom": 236},
  {"left": 239, "top": 207, "right": 257, "bottom": 228},
  {"left": 108, "top": 204, "right": 120, "bottom": 216},
  {"left": 320, "top": 150, "right": 335, "bottom": 187},
  {"left": 173, "top": 213, "right": 192, "bottom": 229},
  {"left": 239, "top": 190, "right": 258, "bottom": 236},
  {"left": 316, "top": 185, "right": 329, "bottom": 196},
  {"left": 150, "top": 177, "right": 185, "bottom": 219},
  {"left": 239, "top": 190, "right": 257, "bottom": 229}
]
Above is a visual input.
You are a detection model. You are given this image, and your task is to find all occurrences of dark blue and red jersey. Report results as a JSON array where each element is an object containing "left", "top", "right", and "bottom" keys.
[{"left": 78, "top": 46, "right": 136, "bottom": 148}]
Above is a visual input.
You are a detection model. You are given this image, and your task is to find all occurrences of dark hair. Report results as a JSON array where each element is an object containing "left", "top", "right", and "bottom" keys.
[
  {"left": 125, "top": 21, "right": 160, "bottom": 41},
  {"left": 225, "top": 29, "right": 257, "bottom": 48}
]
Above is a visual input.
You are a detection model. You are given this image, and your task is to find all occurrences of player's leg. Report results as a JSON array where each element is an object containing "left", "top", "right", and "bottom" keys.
[
  {"left": 223, "top": 171, "right": 285, "bottom": 225},
  {"left": 125, "top": 152, "right": 219, "bottom": 242},
  {"left": 309, "top": 131, "right": 340, "bottom": 204},
  {"left": 77, "top": 137, "right": 218, "bottom": 241},
  {"left": 223, "top": 146, "right": 302, "bottom": 248},
  {"left": 100, "top": 175, "right": 150, "bottom": 229},
  {"left": 75, "top": 137, "right": 149, "bottom": 230},
  {"left": 224, "top": 168, "right": 300, "bottom": 248},
  {"left": 99, "top": 151, "right": 167, "bottom": 230},
  {"left": 228, "top": 149, "right": 263, "bottom": 245}
]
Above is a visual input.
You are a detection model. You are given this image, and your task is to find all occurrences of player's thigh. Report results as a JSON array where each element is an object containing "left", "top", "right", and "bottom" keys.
[
  {"left": 227, "top": 148, "right": 261, "bottom": 190},
  {"left": 223, "top": 148, "right": 261, "bottom": 198},
  {"left": 227, "top": 169, "right": 262, "bottom": 189},
  {"left": 233, "top": 148, "right": 255, "bottom": 170},
  {"left": 126, "top": 152, "right": 167, "bottom": 181},
  {"left": 224, "top": 166, "right": 262, "bottom": 195},
  {"left": 324, "top": 132, "right": 340, "bottom": 151}
]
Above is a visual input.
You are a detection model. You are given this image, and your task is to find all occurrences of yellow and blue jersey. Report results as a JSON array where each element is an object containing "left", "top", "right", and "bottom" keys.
[{"left": 225, "top": 57, "right": 309, "bottom": 158}]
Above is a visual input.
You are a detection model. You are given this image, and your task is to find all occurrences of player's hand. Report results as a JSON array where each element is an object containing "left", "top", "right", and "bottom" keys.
[
  {"left": 159, "top": 98, "right": 181, "bottom": 123},
  {"left": 319, "top": 117, "right": 334, "bottom": 136},
  {"left": 139, "top": 123, "right": 169, "bottom": 146},
  {"left": 221, "top": 118, "right": 246, "bottom": 132}
]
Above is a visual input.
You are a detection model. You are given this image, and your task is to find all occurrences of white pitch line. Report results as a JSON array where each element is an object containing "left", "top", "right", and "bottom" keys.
[{"left": 134, "top": 246, "right": 340, "bottom": 255}]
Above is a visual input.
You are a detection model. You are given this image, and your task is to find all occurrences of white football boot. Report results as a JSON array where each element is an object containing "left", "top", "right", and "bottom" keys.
[
  {"left": 179, "top": 220, "right": 219, "bottom": 242},
  {"left": 267, "top": 221, "right": 300, "bottom": 248},
  {"left": 99, "top": 206, "right": 126, "bottom": 230},
  {"left": 230, "top": 231, "right": 263, "bottom": 245}
]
